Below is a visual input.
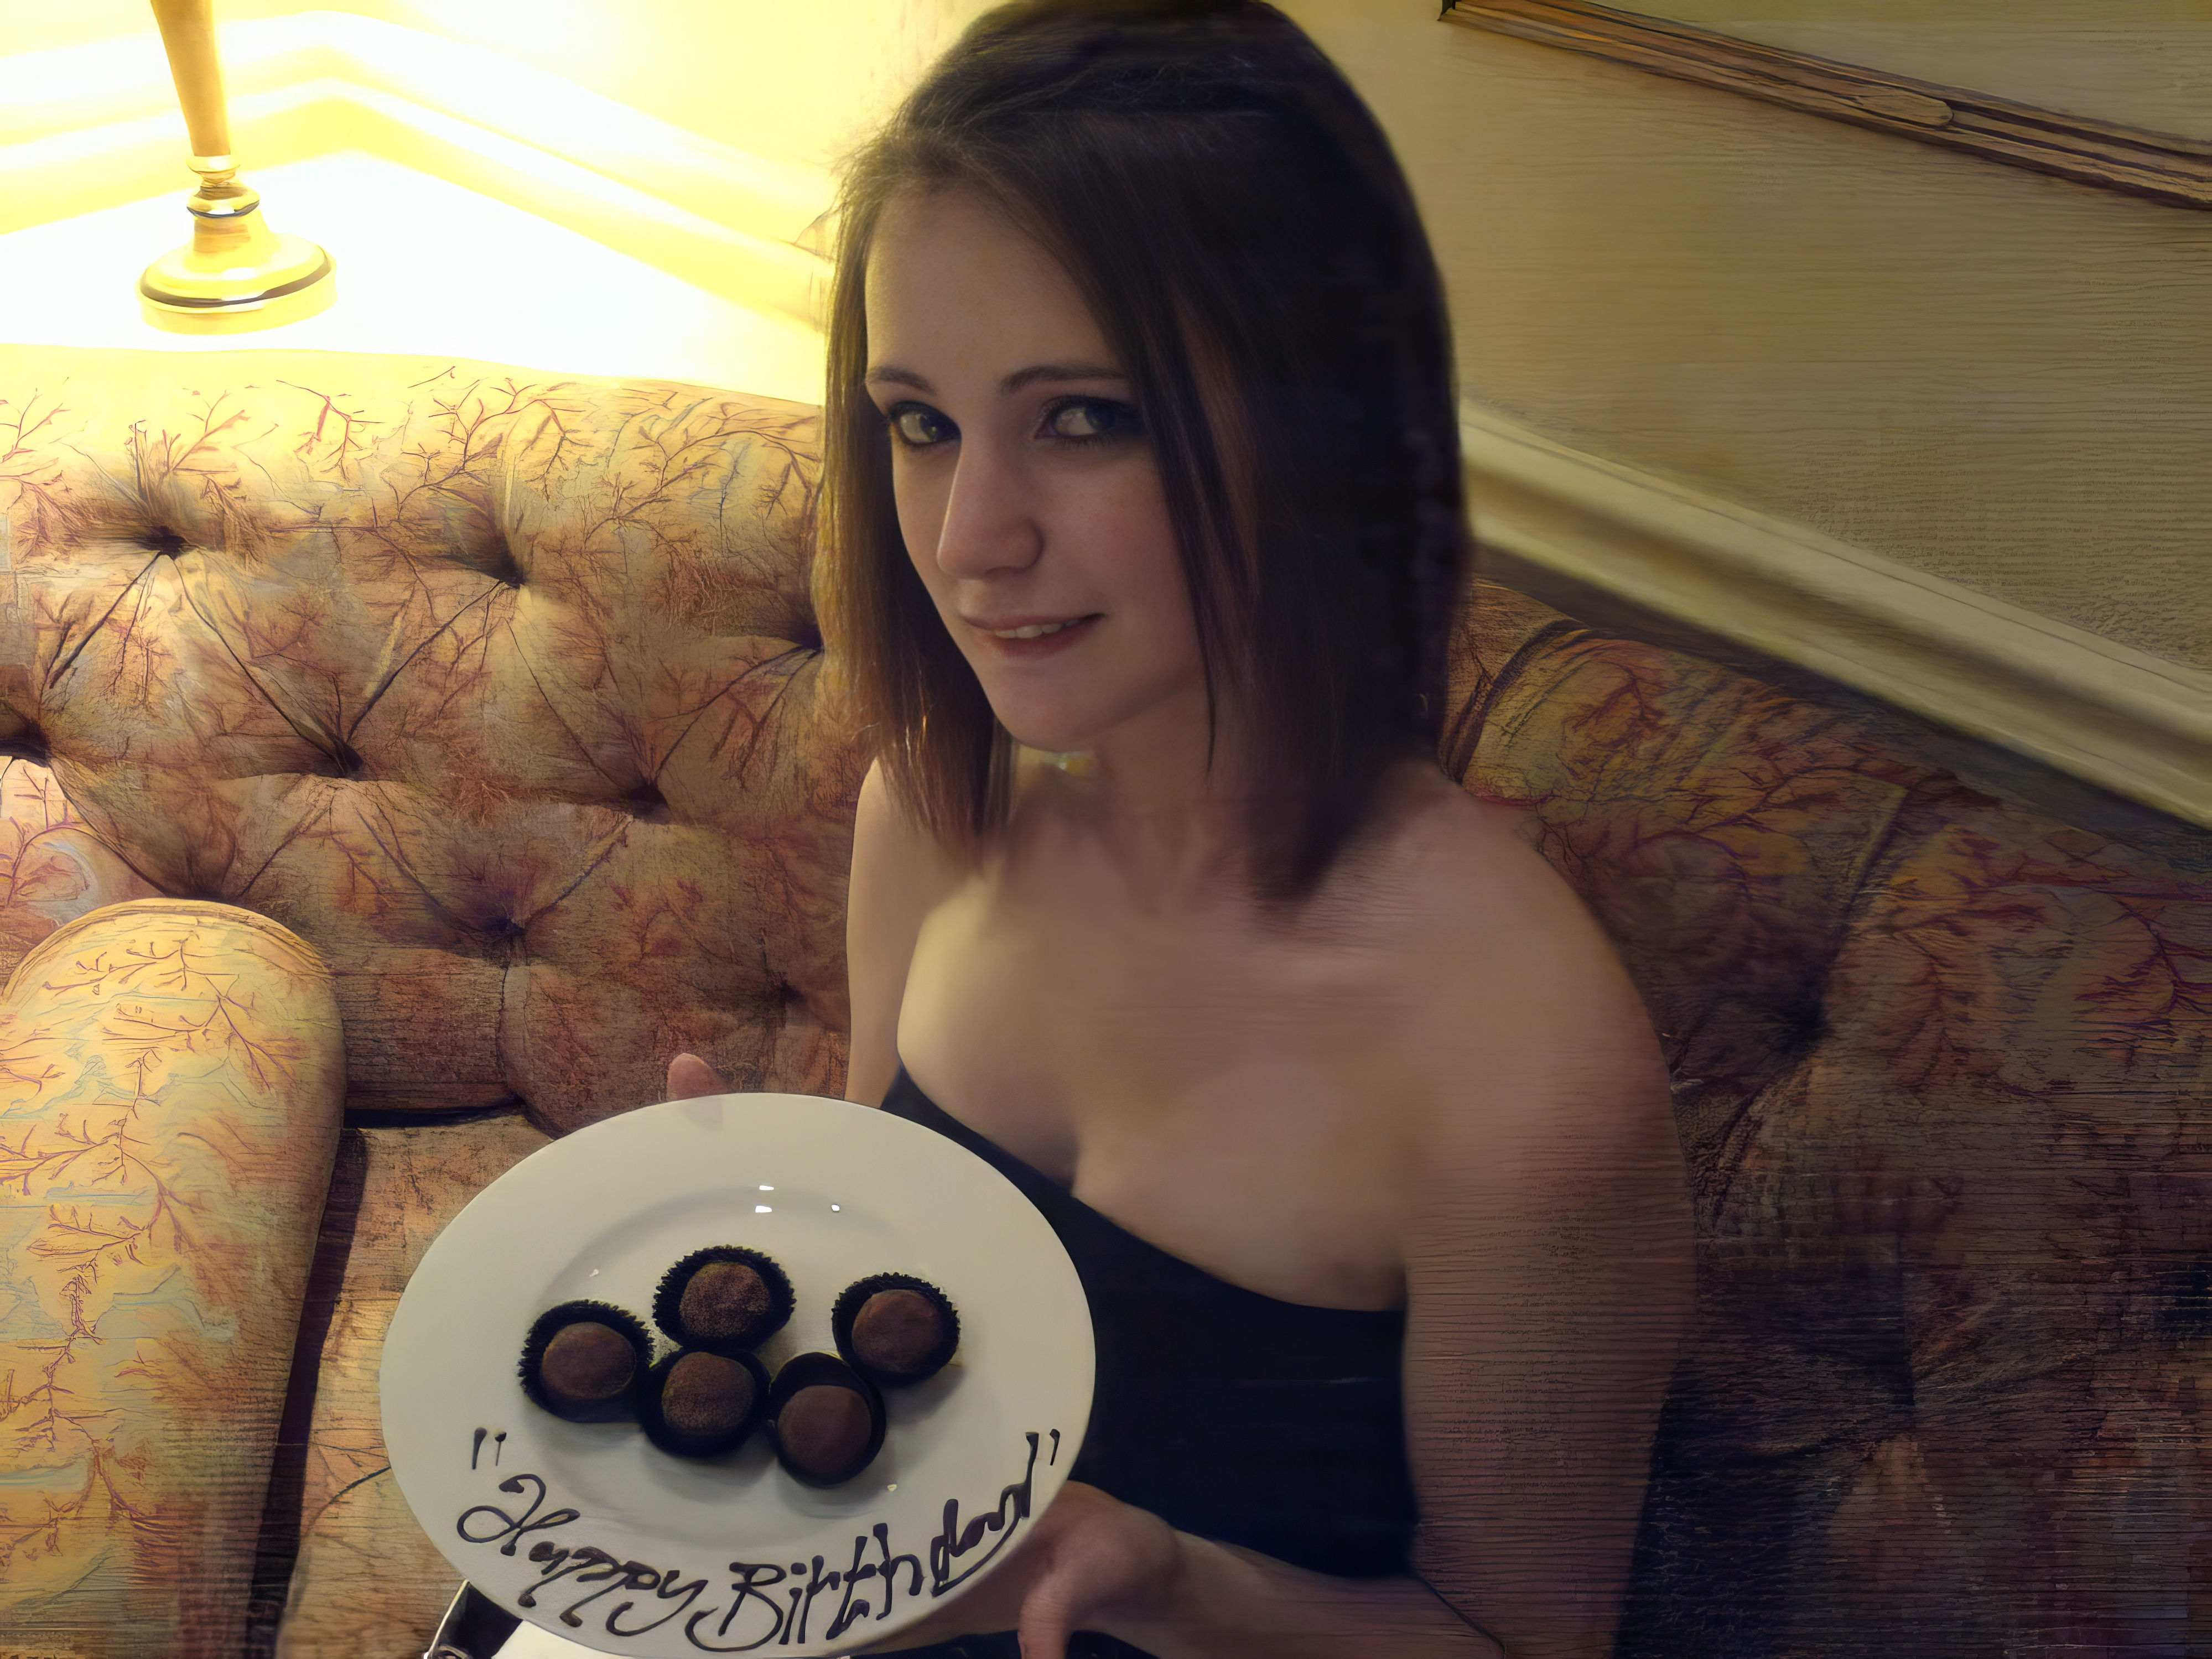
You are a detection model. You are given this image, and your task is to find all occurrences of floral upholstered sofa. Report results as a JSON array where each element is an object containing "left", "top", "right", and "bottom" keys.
[{"left": 0, "top": 342, "right": 2205, "bottom": 1658}]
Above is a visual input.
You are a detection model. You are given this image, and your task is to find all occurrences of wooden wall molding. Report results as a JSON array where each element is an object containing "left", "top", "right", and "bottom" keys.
[
  {"left": 1461, "top": 401, "right": 2212, "bottom": 829},
  {"left": 1445, "top": 0, "right": 2212, "bottom": 210}
]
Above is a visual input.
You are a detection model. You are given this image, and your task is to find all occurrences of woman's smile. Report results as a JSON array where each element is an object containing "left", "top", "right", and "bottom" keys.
[{"left": 966, "top": 612, "right": 1103, "bottom": 656}]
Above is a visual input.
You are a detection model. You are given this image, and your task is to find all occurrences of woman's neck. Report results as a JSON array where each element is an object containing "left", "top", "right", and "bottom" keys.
[{"left": 1027, "top": 699, "right": 1265, "bottom": 903}]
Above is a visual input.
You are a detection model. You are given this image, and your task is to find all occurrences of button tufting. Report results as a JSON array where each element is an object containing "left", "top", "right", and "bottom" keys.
[
  {"left": 2159, "top": 1261, "right": 2212, "bottom": 1335},
  {"left": 139, "top": 527, "right": 187, "bottom": 558},
  {"left": 477, "top": 914, "right": 529, "bottom": 966},
  {"left": 1762, "top": 1000, "right": 1829, "bottom": 1056},
  {"left": 621, "top": 780, "right": 669, "bottom": 820},
  {"left": 1, "top": 720, "right": 51, "bottom": 766},
  {"left": 479, "top": 544, "right": 525, "bottom": 588}
]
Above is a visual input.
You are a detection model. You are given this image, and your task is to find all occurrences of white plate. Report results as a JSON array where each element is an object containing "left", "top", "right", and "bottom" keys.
[{"left": 381, "top": 1092, "right": 1095, "bottom": 1657}]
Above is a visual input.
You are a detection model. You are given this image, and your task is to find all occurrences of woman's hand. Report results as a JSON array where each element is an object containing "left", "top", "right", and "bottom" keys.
[
  {"left": 857, "top": 1483, "right": 1502, "bottom": 1658},
  {"left": 664, "top": 1052, "right": 729, "bottom": 1100},
  {"left": 854, "top": 1481, "right": 1182, "bottom": 1658}
]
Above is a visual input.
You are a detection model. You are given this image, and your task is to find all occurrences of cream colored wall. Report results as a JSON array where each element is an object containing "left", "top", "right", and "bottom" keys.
[
  {"left": 0, "top": 0, "right": 975, "bottom": 172},
  {"left": 3, "top": 0, "right": 291, "bottom": 52},
  {"left": 1288, "top": 0, "right": 2212, "bottom": 675},
  {"left": 352, "top": 0, "right": 974, "bottom": 171}
]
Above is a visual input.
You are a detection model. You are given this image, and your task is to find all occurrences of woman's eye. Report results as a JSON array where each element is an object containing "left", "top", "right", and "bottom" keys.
[
  {"left": 889, "top": 404, "right": 956, "bottom": 448},
  {"left": 1045, "top": 399, "right": 1142, "bottom": 444}
]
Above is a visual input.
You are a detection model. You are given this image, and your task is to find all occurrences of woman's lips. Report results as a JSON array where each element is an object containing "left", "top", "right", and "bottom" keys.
[{"left": 970, "top": 613, "right": 1100, "bottom": 659}]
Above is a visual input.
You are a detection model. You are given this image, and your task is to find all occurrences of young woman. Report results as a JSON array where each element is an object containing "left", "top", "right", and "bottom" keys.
[{"left": 669, "top": 3, "right": 1694, "bottom": 1655}]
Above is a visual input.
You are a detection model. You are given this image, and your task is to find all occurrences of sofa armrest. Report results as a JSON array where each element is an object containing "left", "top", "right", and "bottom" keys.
[{"left": 0, "top": 899, "right": 344, "bottom": 1658}]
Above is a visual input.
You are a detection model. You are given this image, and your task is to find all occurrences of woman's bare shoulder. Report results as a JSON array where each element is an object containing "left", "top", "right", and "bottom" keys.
[
  {"left": 1345, "top": 764, "right": 1566, "bottom": 939},
  {"left": 844, "top": 760, "right": 968, "bottom": 1104},
  {"left": 1352, "top": 767, "right": 1665, "bottom": 1130}
]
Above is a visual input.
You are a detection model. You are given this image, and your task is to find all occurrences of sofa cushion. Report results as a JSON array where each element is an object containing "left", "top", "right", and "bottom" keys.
[
  {"left": 264, "top": 1111, "right": 553, "bottom": 1658},
  {"left": 0, "top": 347, "right": 865, "bottom": 1132}
]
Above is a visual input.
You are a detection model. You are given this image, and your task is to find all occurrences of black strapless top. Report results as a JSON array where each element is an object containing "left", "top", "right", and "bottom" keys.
[{"left": 876, "top": 1067, "right": 1417, "bottom": 1659}]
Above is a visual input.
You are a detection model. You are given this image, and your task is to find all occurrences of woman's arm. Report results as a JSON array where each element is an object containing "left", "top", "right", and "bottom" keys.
[
  {"left": 844, "top": 758, "right": 964, "bottom": 1105},
  {"left": 1395, "top": 831, "right": 1694, "bottom": 1659}
]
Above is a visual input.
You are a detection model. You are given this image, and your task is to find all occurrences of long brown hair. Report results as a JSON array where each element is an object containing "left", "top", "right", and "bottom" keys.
[{"left": 816, "top": 0, "right": 1467, "bottom": 901}]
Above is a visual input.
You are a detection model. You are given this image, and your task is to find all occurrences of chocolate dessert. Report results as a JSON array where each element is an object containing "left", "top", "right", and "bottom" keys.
[
  {"left": 831, "top": 1272, "right": 960, "bottom": 1387},
  {"left": 766, "top": 1352, "right": 886, "bottom": 1486},
  {"left": 640, "top": 1348, "right": 770, "bottom": 1458},
  {"left": 652, "top": 1245, "right": 794, "bottom": 1354},
  {"left": 518, "top": 1301, "right": 653, "bottom": 1422}
]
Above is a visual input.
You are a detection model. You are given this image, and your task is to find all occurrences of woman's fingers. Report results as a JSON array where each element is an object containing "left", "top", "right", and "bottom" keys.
[
  {"left": 851, "top": 1485, "right": 1178, "bottom": 1654},
  {"left": 664, "top": 1052, "right": 730, "bottom": 1100},
  {"left": 1016, "top": 1590, "right": 1074, "bottom": 1659},
  {"left": 1013, "top": 1484, "right": 1181, "bottom": 1658}
]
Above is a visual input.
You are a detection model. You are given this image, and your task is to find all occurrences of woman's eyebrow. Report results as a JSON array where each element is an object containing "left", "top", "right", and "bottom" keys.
[
  {"left": 865, "top": 364, "right": 934, "bottom": 392},
  {"left": 863, "top": 362, "right": 1128, "bottom": 395},
  {"left": 999, "top": 362, "right": 1127, "bottom": 393}
]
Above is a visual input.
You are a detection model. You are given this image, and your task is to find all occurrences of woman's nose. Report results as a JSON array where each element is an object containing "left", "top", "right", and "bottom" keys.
[{"left": 932, "top": 439, "right": 1041, "bottom": 579}]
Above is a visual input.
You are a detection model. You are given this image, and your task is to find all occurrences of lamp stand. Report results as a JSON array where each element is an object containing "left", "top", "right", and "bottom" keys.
[{"left": 139, "top": 0, "right": 335, "bottom": 333}]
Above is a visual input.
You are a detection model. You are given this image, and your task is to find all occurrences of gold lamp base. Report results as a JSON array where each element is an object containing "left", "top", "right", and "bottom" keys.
[{"left": 139, "top": 156, "right": 336, "bottom": 335}]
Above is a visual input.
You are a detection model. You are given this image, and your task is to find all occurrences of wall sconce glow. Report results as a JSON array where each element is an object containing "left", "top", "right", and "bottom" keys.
[{"left": 138, "top": 0, "right": 334, "bottom": 332}]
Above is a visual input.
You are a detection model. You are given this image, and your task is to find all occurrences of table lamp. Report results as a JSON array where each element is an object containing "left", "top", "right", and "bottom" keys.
[{"left": 138, "top": 0, "right": 336, "bottom": 332}]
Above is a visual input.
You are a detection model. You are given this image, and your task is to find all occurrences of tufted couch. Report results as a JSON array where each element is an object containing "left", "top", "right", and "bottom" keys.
[{"left": 0, "top": 342, "right": 2205, "bottom": 1658}]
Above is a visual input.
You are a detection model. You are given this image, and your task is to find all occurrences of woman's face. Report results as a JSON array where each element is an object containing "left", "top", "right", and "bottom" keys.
[{"left": 863, "top": 184, "right": 1207, "bottom": 761}]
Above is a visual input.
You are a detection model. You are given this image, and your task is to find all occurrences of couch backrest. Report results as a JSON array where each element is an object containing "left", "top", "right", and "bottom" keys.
[{"left": 0, "top": 347, "right": 861, "bottom": 1130}]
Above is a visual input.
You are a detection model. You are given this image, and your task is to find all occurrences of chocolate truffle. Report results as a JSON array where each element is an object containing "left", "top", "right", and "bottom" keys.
[
  {"left": 831, "top": 1272, "right": 960, "bottom": 1387},
  {"left": 545, "top": 1323, "right": 635, "bottom": 1401},
  {"left": 679, "top": 1261, "right": 771, "bottom": 1344},
  {"left": 652, "top": 1245, "right": 793, "bottom": 1355},
  {"left": 766, "top": 1353, "right": 885, "bottom": 1486},
  {"left": 518, "top": 1301, "right": 653, "bottom": 1423},
  {"left": 640, "top": 1348, "right": 769, "bottom": 1458},
  {"left": 663, "top": 1352, "right": 757, "bottom": 1437}
]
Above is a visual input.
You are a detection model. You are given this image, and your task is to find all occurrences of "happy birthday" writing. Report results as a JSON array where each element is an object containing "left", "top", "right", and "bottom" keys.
[{"left": 453, "top": 1430, "right": 1049, "bottom": 1650}]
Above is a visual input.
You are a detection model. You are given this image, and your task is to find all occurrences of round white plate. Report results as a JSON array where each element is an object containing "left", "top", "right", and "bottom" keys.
[{"left": 381, "top": 1092, "right": 1094, "bottom": 1657}]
